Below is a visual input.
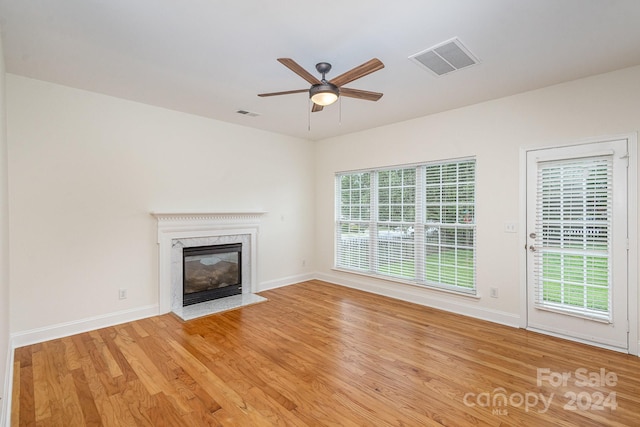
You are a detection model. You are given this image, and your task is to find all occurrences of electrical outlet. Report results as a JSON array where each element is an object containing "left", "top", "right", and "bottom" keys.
[
  {"left": 490, "top": 287, "right": 499, "bottom": 298},
  {"left": 119, "top": 288, "right": 128, "bottom": 300},
  {"left": 302, "top": 259, "right": 306, "bottom": 267}
]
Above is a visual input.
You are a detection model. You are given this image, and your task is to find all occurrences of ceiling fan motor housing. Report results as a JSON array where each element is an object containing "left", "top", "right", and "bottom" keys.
[
  {"left": 309, "top": 82, "right": 340, "bottom": 106},
  {"left": 309, "top": 82, "right": 339, "bottom": 98}
]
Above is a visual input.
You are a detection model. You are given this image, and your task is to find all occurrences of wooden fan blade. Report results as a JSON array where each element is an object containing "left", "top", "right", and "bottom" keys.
[
  {"left": 339, "top": 87, "right": 383, "bottom": 101},
  {"left": 312, "top": 103, "right": 324, "bottom": 113},
  {"left": 330, "top": 58, "right": 384, "bottom": 87},
  {"left": 258, "top": 89, "right": 308, "bottom": 97},
  {"left": 278, "top": 58, "right": 321, "bottom": 85}
]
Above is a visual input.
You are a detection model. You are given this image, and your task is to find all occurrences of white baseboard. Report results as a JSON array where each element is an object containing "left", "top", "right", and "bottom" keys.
[
  {"left": 10, "top": 273, "right": 320, "bottom": 349},
  {"left": 258, "top": 273, "right": 316, "bottom": 292},
  {"left": 10, "top": 304, "right": 159, "bottom": 349},
  {"left": 315, "top": 272, "right": 522, "bottom": 328},
  {"left": 5, "top": 272, "right": 524, "bottom": 351}
]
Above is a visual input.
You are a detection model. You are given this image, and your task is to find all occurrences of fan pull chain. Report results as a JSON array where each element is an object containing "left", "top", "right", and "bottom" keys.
[
  {"left": 308, "top": 99, "right": 311, "bottom": 131},
  {"left": 339, "top": 97, "right": 342, "bottom": 125}
]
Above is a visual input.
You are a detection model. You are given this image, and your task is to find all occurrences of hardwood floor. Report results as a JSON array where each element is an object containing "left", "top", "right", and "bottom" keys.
[{"left": 11, "top": 280, "right": 640, "bottom": 426}]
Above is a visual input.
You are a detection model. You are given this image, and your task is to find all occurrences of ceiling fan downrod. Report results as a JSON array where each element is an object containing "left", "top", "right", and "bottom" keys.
[{"left": 315, "top": 62, "right": 332, "bottom": 82}]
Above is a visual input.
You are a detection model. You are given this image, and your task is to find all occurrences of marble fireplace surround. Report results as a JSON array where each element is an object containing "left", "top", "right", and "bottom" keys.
[{"left": 152, "top": 211, "right": 265, "bottom": 315}]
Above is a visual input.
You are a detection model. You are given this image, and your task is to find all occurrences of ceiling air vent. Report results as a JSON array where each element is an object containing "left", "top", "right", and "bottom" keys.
[
  {"left": 236, "top": 109, "right": 260, "bottom": 117},
  {"left": 409, "top": 38, "right": 479, "bottom": 77}
]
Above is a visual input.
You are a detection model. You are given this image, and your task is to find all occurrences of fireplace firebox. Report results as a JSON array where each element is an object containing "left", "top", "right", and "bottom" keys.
[{"left": 182, "top": 243, "right": 242, "bottom": 306}]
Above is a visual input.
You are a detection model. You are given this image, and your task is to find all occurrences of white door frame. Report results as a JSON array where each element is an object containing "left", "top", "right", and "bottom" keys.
[{"left": 519, "top": 133, "right": 638, "bottom": 356}]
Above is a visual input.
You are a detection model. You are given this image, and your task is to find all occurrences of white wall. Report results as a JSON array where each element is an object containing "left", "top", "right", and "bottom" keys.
[
  {"left": 0, "top": 29, "right": 11, "bottom": 424},
  {"left": 5, "top": 64, "right": 640, "bottom": 352},
  {"left": 6, "top": 75, "right": 316, "bottom": 335},
  {"left": 315, "top": 66, "right": 640, "bottom": 331}
]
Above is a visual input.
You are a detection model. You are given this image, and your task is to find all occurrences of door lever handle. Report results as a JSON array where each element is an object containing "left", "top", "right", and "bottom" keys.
[{"left": 529, "top": 245, "right": 537, "bottom": 252}]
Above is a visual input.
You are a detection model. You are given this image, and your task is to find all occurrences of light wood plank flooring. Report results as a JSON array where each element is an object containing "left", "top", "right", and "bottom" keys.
[{"left": 11, "top": 280, "right": 640, "bottom": 426}]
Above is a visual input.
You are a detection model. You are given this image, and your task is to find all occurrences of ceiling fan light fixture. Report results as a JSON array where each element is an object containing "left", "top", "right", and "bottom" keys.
[{"left": 310, "top": 83, "right": 339, "bottom": 106}]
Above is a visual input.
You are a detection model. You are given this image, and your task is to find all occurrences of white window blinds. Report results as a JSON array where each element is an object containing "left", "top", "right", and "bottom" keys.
[
  {"left": 336, "top": 159, "right": 476, "bottom": 294},
  {"left": 376, "top": 167, "right": 417, "bottom": 279},
  {"left": 424, "top": 161, "right": 476, "bottom": 291},
  {"left": 337, "top": 173, "right": 371, "bottom": 272},
  {"left": 533, "top": 156, "right": 612, "bottom": 321}
]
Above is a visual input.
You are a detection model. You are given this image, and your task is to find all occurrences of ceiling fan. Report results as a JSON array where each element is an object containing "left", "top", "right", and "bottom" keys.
[{"left": 258, "top": 58, "right": 384, "bottom": 112}]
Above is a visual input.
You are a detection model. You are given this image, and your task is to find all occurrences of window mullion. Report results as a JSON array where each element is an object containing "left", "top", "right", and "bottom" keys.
[
  {"left": 415, "top": 166, "right": 425, "bottom": 283},
  {"left": 370, "top": 171, "right": 378, "bottom": 274}
]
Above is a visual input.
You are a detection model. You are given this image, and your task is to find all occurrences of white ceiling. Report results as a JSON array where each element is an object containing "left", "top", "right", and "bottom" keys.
[{"left": 1, "top": 0, "right": 640, "bottom": 141}]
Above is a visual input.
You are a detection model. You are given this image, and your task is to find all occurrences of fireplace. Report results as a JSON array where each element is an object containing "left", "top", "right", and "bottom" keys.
[
  {"left": 152, "top": 211, "right": 265, "bottom": 318},
  {"left": 182, "top": 243, "right": 242, "bottom": 305}
]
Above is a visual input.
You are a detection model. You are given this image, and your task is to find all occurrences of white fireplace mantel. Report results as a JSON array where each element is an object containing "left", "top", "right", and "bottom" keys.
[
  {"left": 152, "top": 211, "right": 267, "bottom": 225},
  {"left": 152, "top": 211, "right": 266, "bottom": 314}
]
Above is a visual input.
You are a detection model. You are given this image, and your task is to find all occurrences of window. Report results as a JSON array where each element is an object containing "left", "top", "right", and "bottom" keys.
[
  {"left": 336, "top": 158, "right": 476, "bottom": 294},
  {"left": 534, "top": 156, "right": 612, "bottom": 320}
]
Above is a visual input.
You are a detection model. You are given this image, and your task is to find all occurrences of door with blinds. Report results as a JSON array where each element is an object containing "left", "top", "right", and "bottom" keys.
[{"left": 526, "top": 139, "right": 629, "bottom": 351}]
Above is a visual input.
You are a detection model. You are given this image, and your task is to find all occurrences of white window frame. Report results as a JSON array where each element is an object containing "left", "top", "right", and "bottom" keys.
[{"left": 335, "top": 157, "right": 476, "bottom": 295}]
